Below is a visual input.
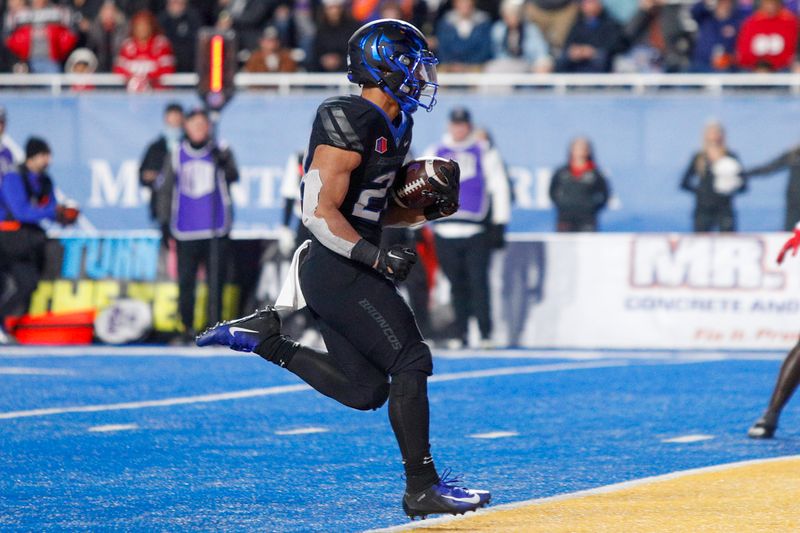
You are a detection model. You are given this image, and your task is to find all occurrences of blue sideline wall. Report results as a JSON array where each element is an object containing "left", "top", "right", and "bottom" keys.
[{"left": 2, "top": 91, "right": 794, "bottom": 233}]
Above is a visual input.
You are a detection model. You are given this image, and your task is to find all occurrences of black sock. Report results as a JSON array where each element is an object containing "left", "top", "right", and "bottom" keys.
[
  {"left": 255, "top": 334, "right": 300, "bottom": 367},
  {"left": 389, "top": 371, "right": 439, "bottom": 493}
]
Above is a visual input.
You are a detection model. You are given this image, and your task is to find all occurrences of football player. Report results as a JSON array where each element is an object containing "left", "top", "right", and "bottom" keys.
[
  {"left": 197, "top": 19, "right": 491, "bottom": 518},
  {"left": 749, "top": 226, "right": 800, "bottom": 438}
]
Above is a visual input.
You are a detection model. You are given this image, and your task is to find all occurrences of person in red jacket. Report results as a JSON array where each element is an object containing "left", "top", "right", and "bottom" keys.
[
  {"left": 113, "top": 11, "right": 176, "bottom": 92},
  {"left": 736, "top": 0, "right": 798, "bottom": 72},
  {"left": 4, "top": 0, "right": 77, "bottom": 73}
]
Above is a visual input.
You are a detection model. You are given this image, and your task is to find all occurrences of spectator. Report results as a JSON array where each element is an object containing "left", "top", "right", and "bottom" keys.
[
  {"left": 0, "top": 138, "right": 79, "bottom": 344},
  {"left": 435, "top": 0, "right": 493, "bottom": 70},
  {"left": 680, "top": 121, "right": 745, "bottom": 232},
  {"left": 549, "top": 136, "right": 610, "bottom": 232},
  {"left": 309, "top": 0, "right": 360, "bottom": 72},
  {"left": 352, "top": 0, "right": 415, "bottom": 22},
  {"left": 158, "top": 0, "right": 201, "bottom": 73},
  {"left": 556, "top": 0, "right": 625, "bottom": 72},
  {"left": 0, "top": 107, "right": 24, "bottom": 176},
  {"left": 139, "top": 102, "right": 184, "bottom": 236},
  {"left": 86, "top": 0, "right": 129, "bottom": 73},
  {"left": 488, "top": 0, "right": 552, "bottom": 73},
  {"left": 621, "top": 0, "right": 695, "bottom": 73},
  {"left": 736, "top": 0, "right": 798, "bottom": 72},
  {"left": 216, "top": 0, "right": 277, "bottom": 53},
  {"left": 425, "top": 107, "right": 512, "bottom": 349},
  {"left": 113, "top": 11, "right": 176, "bottom": 91},
  {"left": 528, "top": 0, "right": 578, "bottom": 52},
  {"left": 743, "top": 142, "right": 800, "bottom": 231},
  {"left": 242, "top": 26, "right": 298, "bottom": 73},
  {"left": 168, "top": 109, "right": 238, "bottom": 344},
  {"left": 5, "top": 0, "right": 78, "bottom": 73},
  {"left": 65, "top": 47, "right": 98, "bottom": 90},
  {"left": 690, "top": 0, "right": 747, "bottom": 72}
]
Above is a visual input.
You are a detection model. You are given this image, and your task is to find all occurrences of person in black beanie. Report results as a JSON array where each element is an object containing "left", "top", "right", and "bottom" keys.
[{"left": 0, "top": 137, "right": 79, "bottom": 344}]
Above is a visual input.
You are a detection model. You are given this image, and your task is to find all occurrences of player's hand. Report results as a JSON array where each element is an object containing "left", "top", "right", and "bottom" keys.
[
  {"left": 375, "top": 245, "right": 417, "bottom": 282},
  {"left": 777, "top": 228, "right": 800, "bottom": 264},
  {"left": 423, "top": 160, "right": 460, "bottom": 221},
  {"left": 56, "top": 204, "right": 80, "bottom": 225}
]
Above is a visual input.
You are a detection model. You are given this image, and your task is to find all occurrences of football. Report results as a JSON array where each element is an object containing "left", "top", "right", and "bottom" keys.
[{"left": 391, "top": 157, "right": 455, "bottom": 210}]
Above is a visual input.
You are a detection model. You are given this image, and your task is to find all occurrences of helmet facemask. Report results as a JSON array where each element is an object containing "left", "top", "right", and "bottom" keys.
[{"left": 389, "top": 49, "right": 439, "bottom": 113}]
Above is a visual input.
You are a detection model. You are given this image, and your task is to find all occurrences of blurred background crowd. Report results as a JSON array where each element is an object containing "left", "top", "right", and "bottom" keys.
[{"left": 1, "top": 0, "right": 800, "bottom": 88}]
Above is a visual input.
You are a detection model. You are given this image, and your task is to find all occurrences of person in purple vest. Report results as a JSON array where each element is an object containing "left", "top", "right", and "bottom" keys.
[
  {"left": 168, "top": 108, "right": 239, "bottom": 344},
  {"left": 425, "top": 107, "right": 512, "bottom": 349}
]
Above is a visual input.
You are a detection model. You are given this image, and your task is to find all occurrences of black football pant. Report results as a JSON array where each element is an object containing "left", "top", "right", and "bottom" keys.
[
  {"left": 435, "top": 233, "right": 492, "bottom": 341},
  {"left": 0, "top": 226, "right": 46, "bottom": 323},
  {"left": 176, "top": 237, "right": 228, "bottom": 332},
  {"left": 264, "top": 241, "right": 437, "bottom": 491}
]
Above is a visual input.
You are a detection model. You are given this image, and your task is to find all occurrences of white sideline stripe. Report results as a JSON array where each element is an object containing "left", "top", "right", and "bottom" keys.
[
  {"left": 0, "top": 360, "right": 630, "bottom": 421},
  {"left": 0, "top": 346, "right": 786, "bottom": 361},
  {"left": 0, "top": 346, "right": 239, "bottom": 358},
  {"left": 662, "top": 434, "right": 715, "bottom": 444},
  {"left": 275, "top": 427, "right": 329, "bottom": 436},
  {"left": 469, "top": 431, "right": 518, "bottom": 439},
  {"left": 0, "top": 384, "right": 311, "bottom": 420},
  {"left": 429, "top": 361, "right": 629, "bottom": 383},
  {"left": 88, "top": 423, "right": 139, "bottom": 433},
  {"left": 0, "top": 366, "right": 76, "bottom": 376},
  {"left": 370, "top": 454, "right": 800, "bottom": 532}
]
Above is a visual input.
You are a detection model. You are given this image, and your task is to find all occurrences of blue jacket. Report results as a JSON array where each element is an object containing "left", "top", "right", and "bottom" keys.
[
  {"left": 436, "top": 11, "right": 494, "bottom": 64},
  {"left": 0, "top": 166, "right": 57, "bottom": 224},
  {"left": 690, "top": 1, "right": 748, "bottom": 72}
]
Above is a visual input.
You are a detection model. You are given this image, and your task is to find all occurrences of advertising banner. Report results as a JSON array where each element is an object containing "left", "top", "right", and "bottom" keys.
[{"left": 504, "top": 234, "right": 800, "bottom": 349}]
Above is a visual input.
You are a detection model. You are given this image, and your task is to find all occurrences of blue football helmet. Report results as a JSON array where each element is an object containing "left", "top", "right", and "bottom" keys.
[{"left": 347, "top": 19, "right": 439, "bottom": 114}]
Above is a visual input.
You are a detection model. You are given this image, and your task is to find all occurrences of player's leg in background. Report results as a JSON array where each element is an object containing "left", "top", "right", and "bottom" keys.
[
  {"left": 693, "top": 207, "right": 714, "bottom": 232},
  {"left": 435, "top": 236, "right": 470, "bottom": 346},
  {"left": 719, "top": 202, "right": 736, "bottom": 233},
  {"left": 204, "top": 236, "right": 228, "bottom": 327},
  {"left": 464, "top": 232, "right": 493, "bottom": 344},
  {"left": 176, "top": 239, "right": 203, "bottom": 335},
  {"left": 749, "top": 339, "right": 800, "bottom": 438}
]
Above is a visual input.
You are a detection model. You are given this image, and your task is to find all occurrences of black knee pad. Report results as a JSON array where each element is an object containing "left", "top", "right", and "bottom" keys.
[
  {"left": 391, "top": 341, "right": 433, "bottom": 376},
  {"left": 389, "top": 369, "right": 428, "bottom": 400}
]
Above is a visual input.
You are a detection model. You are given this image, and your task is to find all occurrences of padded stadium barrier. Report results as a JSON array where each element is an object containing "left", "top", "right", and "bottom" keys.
[{"left": 20, "top": 233, "right": 800, "bottom": 349}]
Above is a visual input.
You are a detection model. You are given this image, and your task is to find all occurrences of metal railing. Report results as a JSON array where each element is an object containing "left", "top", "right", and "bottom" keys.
[{"left": 3, "top": 72, "right": 800, "bottom": 94}]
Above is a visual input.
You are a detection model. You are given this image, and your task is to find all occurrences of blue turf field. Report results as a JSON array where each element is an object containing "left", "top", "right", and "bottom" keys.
[{"left": 1, "top": 349, "right": 798, "bottom": 531}]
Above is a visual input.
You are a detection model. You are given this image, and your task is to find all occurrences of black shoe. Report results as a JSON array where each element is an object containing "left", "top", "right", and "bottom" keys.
[
  {"left": 402, "top": 470, "right": 491, "bottom": 520},
  {"left": 748, "top": 413, "right": 778, "bottom": 439},
  {"left": 195, "top": 308, "right": 281, "bottom": 353}
]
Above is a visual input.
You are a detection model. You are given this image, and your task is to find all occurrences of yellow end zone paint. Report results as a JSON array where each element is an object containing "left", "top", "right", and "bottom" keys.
[{"left": 391, "top": 455, "right": 800, "bottom": 532}]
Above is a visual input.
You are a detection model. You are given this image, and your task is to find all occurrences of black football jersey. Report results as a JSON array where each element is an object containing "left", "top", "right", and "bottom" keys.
[{"left": 303, "top": 95, "right": 413, "bottom": 245}]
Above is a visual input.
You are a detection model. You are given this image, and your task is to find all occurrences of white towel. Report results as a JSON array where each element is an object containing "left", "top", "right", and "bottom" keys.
[{"left": 274, "top": 240, "right": 311, "bottom": 311}]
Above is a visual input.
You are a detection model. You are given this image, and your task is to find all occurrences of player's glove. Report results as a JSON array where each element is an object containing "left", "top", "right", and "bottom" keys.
[
  {"left": 777, "top": 227, "right": 800, "bottom": 264},
  {"left": 55, "top": 204, "right": 80, "bottom": 225},
  {"left": 423, "top": 160, "right": 460, "bottom": 221},
  {"left": 375, "top": 245, "right": 417, "bottom": 282},
  {"left": 351, "top": 240, "right": 417, "bottom": 282}
]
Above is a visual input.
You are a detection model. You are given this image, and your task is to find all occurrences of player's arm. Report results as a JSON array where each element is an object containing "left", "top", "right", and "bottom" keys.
[{"left": 303, "top": 145, "right": 416, "bottom": 280}]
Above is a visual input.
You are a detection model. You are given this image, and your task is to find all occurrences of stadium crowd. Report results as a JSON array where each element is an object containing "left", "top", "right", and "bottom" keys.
[{"left": 0, "top": 0, "right": 799, "bottom": 86}]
